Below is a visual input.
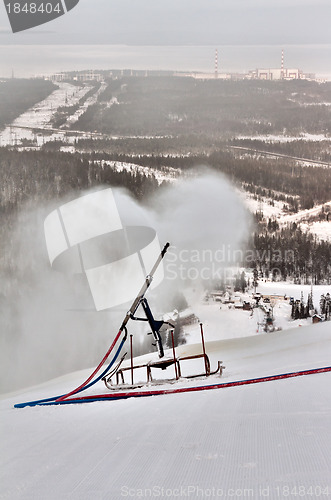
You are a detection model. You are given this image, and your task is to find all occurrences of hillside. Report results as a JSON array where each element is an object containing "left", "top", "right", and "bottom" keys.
[
  {"left": 74, "top": 77, "right": 331, "bottom": 137},
  {"left": 1, "top": 321, "right": 330, "bottom": 499}
]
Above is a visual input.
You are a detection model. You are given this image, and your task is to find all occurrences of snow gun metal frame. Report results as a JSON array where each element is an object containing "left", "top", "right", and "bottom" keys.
[
  {"left": 119, "top": 242, "right": 172, "bottom": 358},
  {"left": 103, "top": 242, "right": 225, "bottom": 389},
  {"left": 129, "top": 298, "right": 175, "bottom": 358},
  {"left": 101, "top": 242, "right": 172, "bottom": 387}
]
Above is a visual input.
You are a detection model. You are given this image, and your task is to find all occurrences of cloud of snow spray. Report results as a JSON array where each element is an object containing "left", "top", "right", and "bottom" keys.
[
  {"left": 0, "top": 170, "right": 251, "bottom": 393},
  {"left": 150, "top": 170, "right": 251, "bottom": 297}
]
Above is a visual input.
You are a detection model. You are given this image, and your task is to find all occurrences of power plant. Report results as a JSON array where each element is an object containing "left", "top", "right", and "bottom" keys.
[
  {"left": 248, "top": 49, "right": 305, "bottom": 81},
  {"left": 189, "top": 48, "right": 316, "bottom": 81}
]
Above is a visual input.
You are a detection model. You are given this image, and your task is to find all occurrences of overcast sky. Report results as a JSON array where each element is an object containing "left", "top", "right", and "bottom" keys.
[{"left": 1, "top": 0, "right": 331, "bottom": 46}]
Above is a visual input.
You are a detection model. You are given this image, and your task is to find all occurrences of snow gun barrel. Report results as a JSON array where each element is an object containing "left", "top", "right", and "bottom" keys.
[{"left": 120, "top": 242, "right": 170, "bottom": 331}]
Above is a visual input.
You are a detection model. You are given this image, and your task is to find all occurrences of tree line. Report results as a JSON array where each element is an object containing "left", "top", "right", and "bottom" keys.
[{"left": 250, "top": 224, "right": 331, "bottom": 283}]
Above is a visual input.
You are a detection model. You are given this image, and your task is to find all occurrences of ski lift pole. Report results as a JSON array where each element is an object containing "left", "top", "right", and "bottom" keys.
[
  {"left": 130, "top": 334, "right": 134, "bottom": 386},
  {"left": 171, "top": 329, "right": 179, "bottom": 380},
  {"left": 200, "top": 323, "right": 208, "bottom": 376}
]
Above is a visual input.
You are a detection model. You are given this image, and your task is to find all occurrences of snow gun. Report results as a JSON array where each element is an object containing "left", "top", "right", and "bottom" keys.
[{"left": 14, "top": 242, "right": 171, "bottom": 408}]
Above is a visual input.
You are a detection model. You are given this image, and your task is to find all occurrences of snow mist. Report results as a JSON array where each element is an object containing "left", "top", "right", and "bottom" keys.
[{"left": 0, "top": 171, "right": 251, "bottom": 393}]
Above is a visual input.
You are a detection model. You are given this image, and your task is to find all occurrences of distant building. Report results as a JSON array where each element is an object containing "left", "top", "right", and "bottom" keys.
[
  {"left": 74, "top": 72, "right": 103, "bottom": 82},
  {"left": 48, "top": 72, "right": 66, "bottom": 82},
  {"left": 248, "top": 68, "right": 304, "bottom": 80},
  {"left": 47, "top": 71, "right": 104, "bottom": 83},
  {"left": 188, "top": 72, "right": 232, "bottom": 80},
  {"left": 312, "top": 314, "right": 323, "bottom": 324}
]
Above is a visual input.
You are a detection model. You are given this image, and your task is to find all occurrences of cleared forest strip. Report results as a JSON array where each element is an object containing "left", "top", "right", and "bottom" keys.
[
  {"left": 280, "top": 200, "right": 331, "bottom": 224},
  {"left": 229, "top": 145, "right": 331, "bottom": 168}
]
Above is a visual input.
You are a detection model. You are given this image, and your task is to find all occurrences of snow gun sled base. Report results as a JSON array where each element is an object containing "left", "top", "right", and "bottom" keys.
[{"left": 102, "top": 322, "right": 225, "bottom": 391}]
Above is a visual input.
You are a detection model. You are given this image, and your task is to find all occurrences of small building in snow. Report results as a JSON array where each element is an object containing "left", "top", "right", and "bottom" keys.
[{"left": 312, "top": 314, "right": 323, "bottom": 324}]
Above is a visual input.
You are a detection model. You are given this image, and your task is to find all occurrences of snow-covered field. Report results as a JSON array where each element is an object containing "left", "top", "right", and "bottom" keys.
[
  {"left": 238, "top": 190, "right": 286, "bottom": 219},
  {"left": 1, "top": 320, "right": 330, "bottom": 499},
  {"left": 301, "top": 221, "right": 331, "bottom": 242}
]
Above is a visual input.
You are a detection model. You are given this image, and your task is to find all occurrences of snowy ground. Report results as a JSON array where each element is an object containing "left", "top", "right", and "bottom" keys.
[
  {"left": 183, "top": 282, "right": 331, "bottom": 345},
  {"left": 1, "top": 320, "right": 330, "bottom": 499},
  {"left": 280, "top": 203, "right": 331, "bottom": 243},
  {"left": 187, "top": 298, "right": 307, "bottom": 341},
  {"left": 280, "top": 201, "right": 331, "bottom": 225},
  {"left": 239, "top": 187, "right": 331, "bottom": 242},
  {"left": 301, "top": 221, "right": 331, "bottom": 242},
  {"left": 256, "top": 281, "right": 330, "bottom": 302},
  {"left": 238, "top": 190, "right": 286, "bottom": 219},
  {"left": 1, "top": 282, "right": 330, "bottom": 498},
  {"left": 93, "top": 160, "right": 181, "bottom": 185}
]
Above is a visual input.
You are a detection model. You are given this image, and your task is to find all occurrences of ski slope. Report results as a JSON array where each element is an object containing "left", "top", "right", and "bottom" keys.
[{"left": 1, "top": 322, "right": 331, "bottom": 499}]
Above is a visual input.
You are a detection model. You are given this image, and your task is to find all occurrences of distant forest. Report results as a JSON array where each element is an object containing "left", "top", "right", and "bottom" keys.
[
  {"left": 77, "top": 148, "right": 331, "bottom": 211},
  {"left": 0, "top": 149, "right": 163, "bottom": 214},
  {"left": 230, "top": 138, "right": 331, "bottom": 163},
  {"left": 0, "top": 79, "right": 56, "bottom": 129},
  {"left": 73, "top": 77, "right": 331, "bottom": 137},
  {"left": 250, "top": 225, "right": 331, "bottom": 284},
  {"left": 208, "top": 150, "right": 331, "bottom": 210}
]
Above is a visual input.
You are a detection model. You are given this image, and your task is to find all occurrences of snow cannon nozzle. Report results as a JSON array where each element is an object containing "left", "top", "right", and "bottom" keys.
[{"left": 161, "top": 242, "right": 170, "bottom": 257}]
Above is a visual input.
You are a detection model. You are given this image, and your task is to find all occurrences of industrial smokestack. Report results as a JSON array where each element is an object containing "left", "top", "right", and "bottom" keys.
[
  {"left": 281, "top": 49, "right": 284, "bottom": 79},
  {"left": 215, "top": 49, "right": 218, "bottom": 79}
]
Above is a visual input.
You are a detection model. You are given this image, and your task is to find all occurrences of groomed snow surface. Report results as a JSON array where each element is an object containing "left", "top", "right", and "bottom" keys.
[{"left": 1, "top": 318, "right": 331, "bottom": 499}]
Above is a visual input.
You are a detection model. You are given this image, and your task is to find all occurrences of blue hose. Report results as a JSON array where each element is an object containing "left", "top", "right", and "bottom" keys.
[
  {"left": 27, "top": 365, "right": 331, "bottom": 407},
  {"left": 14, "top": 336, "right": 126, "bottom": 408}
]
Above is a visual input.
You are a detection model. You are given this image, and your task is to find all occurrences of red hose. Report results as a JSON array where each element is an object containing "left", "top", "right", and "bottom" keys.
[
  {"left": 57, "top": 365, "right": 331, "bottom": 404},
  {"left": 56, "top": 329, "right": 122, "bottom": 402}
]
